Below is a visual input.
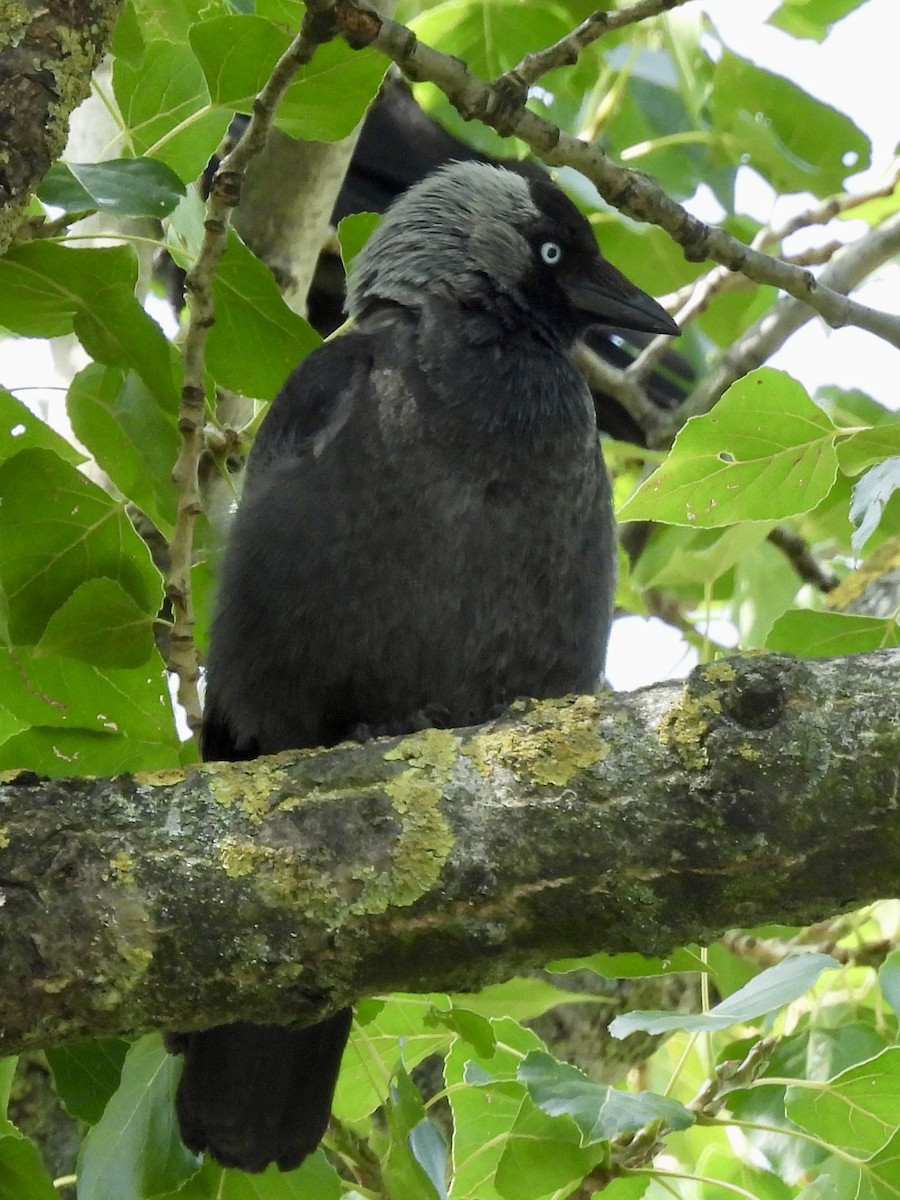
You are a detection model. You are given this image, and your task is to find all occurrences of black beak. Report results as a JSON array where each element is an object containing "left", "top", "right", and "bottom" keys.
[{"left": 561, "top": 257, "right": 680, "bottom": 337}]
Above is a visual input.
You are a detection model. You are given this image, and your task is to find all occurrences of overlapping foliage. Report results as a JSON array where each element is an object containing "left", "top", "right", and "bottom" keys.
[{"left": 2, "top": 0, "right": 900, "bottom": 1196}]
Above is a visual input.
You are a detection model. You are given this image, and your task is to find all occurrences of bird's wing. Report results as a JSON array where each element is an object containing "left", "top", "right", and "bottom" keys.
[
  {"left": 243, "top": 329, "right": 375, "bottom": 488},
  {"left": 201, "top": 330, "right": 376, "bottom": 764}
]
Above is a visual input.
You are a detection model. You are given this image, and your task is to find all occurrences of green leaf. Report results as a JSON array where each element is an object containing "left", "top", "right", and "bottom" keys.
[
  {"left": 816, "top": 385, "right": 892, "bottom": 430},
  {"left": 209, "top": 232, "right": 320, "bottom": 398},
  {"left": 0, "top": 243, "right": 177, "bottom": 406},
  {"left": 408, "top": 1120, "right": 448, "bottom": 1200},
  {"left": 695, "top": 1145, "right": 795, "bottom": 1199},
  {"left": 794, "top": 1180, "right": 841, "bottom": 1200},
  {"left": 0, "top": 1136, "right": 58, "bottom": 1200},
  {"left": 382, "top": 1068, "right": 445, "bottom": 1200},
  {"left": 113, "top": 39, "right": 230, "bottom": 180},
  {"left": 596, "top": 1180, "right": 649, "bottom": 1200},
  {"left": 786, "top": 1047, "right": 900, "bottom": 1158},
  {"left": 0, "top": 1059, "right": 17, "bottom": 1139},
  {"left": 732, "top": 538, "right": 803, "bottom": 648},
  {"left": 447, "top": 976, "right": 603, "bottom": 1024},
  {"left": 837, "top": 419, "right": 900, "bottom": 477},
  {"left": 408, "top": 0, "right": 574, "bottom": 159},
  {"left": 39, "top": 159, "right": 185, "bottom": 218},
  {"left": 0, "top": 643, "right": 179, "bottom": 775},
  {"left": 631, "top": 522, "right": 773, "bottom": 589},
  {"left": 879, "top": 951, "right": 900, "bottom": 1021},
  {"left": 0, "top": 448, "right": 160, "bottom": 645},
  {"left": 547, "top": 947, "right": 707, "bottom": 978},
  {"left": 426, "top": 1004, "right": 496, "bottom": 1057},
  {"left": 76, "top": 1034, "right": 200, "bottom": 1200},
  {"left": 609, "top": 953, "right": 839, "bottom": 1037},
  {"left": 710, "top": 52, "right": 870, "bottom": 194},
  {"left": 608, "top": 76, "right": 713, "bottom": 204},
  {"left": 494, "top": 1101, "right": 604, "bottom": 1200},
  {"left": 618, "top": 369, "right": 840, "bottom": 527},
  {"left": 34, "top": 578, "right": 156, "bottom": 669},
  {"left": 850, "top": 458, "right": 900, "bottom": 556},
  {"left": 338, "top": 211, "right": 380, "bottom": 276},
  {"left": 817, "top": 1125, "right": 900, "bottom": 1198},
  {"left": 189, "top": 14, "right": 289, "bottom": 106},
  {"left": 111, "top": 1, "right": 145, "bottom": 67},
  {"left": 767, "top": 611, "right": 900, "bottom": 658},
  {"left": 591, "top": 214, "right": 702, "bottom": 299},
  {"left": 333, "top": 994, "right": 454, "bottom": 1123},
  {"left": 35, "top": 164, "right": 97, "bottom": 216},
  {"left": 411, "top": 0, "right": 573, "bottom": 79},
  {"left": 727, "top": 1022, "right": 888, "bottom": 1184},
  {"left": 67, "top": 364, "right": 179, "bottom": 538},
  {"left": 190, "top": 18, "right": 386, "bottom": 141},
  {"left": 0, "top": 388, "right": 83, "bottom": 466},
  {"left": 446, "top": 1019, "right": 547, "bottom": 1200},
  {"left": 168, "top": 1153, "right": 342, "bottom": 1198},
  {"left": 46, "top": 1039, "right": 130, "bottom": 1125},
  {"left": 518, "top": 1050, "right": 693, "bottom": 1143},
  {"left": 273, "top": 40, "right": 388, "bottom": 142},
  {"left": 768, "top": 0, "right": 867, "bottom": 41}
]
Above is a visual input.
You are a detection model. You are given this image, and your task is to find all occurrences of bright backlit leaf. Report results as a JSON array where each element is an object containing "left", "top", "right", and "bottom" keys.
[{"left": 618, "top": 370, "right": 841, "bottom": 526}]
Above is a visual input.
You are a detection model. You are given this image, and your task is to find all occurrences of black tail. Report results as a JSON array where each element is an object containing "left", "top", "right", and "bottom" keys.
[{"left": 171, "top": 1009, "right": 353, "bottom": 1172}]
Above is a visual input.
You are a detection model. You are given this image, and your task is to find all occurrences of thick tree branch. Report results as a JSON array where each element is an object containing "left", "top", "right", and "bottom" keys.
[
  {"left": 2, "top": 650, "right": 899, "bottom": 1057},
  {"left": 0, "top": 0, "right": 122, "bottom": 255}
]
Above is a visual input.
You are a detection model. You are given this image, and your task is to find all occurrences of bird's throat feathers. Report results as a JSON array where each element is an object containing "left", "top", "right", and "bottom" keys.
[{"left": 412, "top": 298, "right": 598, "bottom": 452}]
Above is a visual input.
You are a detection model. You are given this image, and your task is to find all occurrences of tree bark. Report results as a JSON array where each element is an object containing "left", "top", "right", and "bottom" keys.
[
  {"left": 2, "top": 649, "right": 898, "bottom": 1056},
  {"left": 0, "top": 0, "right": 122, "bottom": 255}
]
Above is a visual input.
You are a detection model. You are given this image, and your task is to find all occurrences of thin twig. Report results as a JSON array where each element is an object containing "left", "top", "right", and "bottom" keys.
[
  {"left": 502, "top": 0, "right": 691, "bottom": 89},
  {"left": 662, "top": 210, "right": 900, "bottom": 444},
  {"left": 166, "top": 3, "right": 339, "bottom": 740},
  {"left": 328, "top": 1, "right": 900, "bottom": 354},
  {"left": 767, "top": 527, "right": 839, "bottom": 594},
  {"left": 753, "top": 159, "right": 900, "bottom": 253}
]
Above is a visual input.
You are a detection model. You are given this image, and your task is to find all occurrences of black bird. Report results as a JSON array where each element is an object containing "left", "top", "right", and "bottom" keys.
[
  {"left": 177, "top": 81, "right": 690, "bottom": 444},
  {"left": 170, "top": 161, "right": 679, "bottom": 1173}
]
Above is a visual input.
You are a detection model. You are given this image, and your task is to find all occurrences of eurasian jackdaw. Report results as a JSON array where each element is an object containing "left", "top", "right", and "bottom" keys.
[{"left": 170, "top": 161, "right": 679, "bottom": 1173}]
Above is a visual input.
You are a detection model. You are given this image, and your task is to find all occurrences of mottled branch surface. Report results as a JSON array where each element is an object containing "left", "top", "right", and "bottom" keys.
[
  {"left": 0, "top": 0, "right": 122, "bottom": 254},
  {"left": 2, "top": 650, "right": 899, "bottom": 1056}
]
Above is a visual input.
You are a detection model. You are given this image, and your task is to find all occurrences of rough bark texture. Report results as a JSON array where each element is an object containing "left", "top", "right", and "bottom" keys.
[
  {"left": 1, "top": 649, "right": 899, "bottom": 1056},
  {"left": 0, "top": 0, "right": 122, "bottom": 255}
]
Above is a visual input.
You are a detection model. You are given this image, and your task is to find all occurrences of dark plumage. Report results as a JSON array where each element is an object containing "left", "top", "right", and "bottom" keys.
[{"left": 172, "top": 161, "right": 678, "bottom": 1173}]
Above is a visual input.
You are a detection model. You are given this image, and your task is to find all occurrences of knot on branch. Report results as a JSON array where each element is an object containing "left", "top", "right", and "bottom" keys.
[
  {"left": 487, "top": 73, "right": 529, "bottom": 135},
  {"left": 334, "top": 0, "right": 382, "bottom": 49},
  {"left": 208, "top": 169, "right": 242, "bottom": 208},
  {"left": 300, "top": 5, "right": 340, "bottom": 45},
  {"left": 679, "top": 213, "right": 714, "bottom": 263},
  {"left": 721, "top": 661, "right": 787, "bottom": 731}
]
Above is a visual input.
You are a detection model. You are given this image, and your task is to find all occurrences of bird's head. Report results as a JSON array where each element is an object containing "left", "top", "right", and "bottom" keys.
[{"left": 347, "top": 161, "right": 678, "bottom": 345}]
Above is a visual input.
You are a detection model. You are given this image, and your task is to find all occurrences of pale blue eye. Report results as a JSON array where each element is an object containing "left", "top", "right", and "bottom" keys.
[{"left": 539, "top": 241, "right": 563, "bottom": 265}]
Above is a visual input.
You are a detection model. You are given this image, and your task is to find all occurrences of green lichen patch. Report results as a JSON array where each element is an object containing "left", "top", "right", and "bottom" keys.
[
  {"left": 218, "top": 835, "right": 345, "bottom": 929},
  {"left": 0, "top": 1, "right": 30, "bottom": 47},
  {"left": 705, "top": 661, "right": 737, "bottom": 685},
  {"left": 383, "top": 728, "right": 456, "bottom": 906},
  {"left": 660, "top": 685, "right": 722, "bottom": 772},
  {"left": 384, "top": 727, "right": 458, "bottom": 774},
  {"left": 208, "top": 759, "right": 288, "bottom": 820},
  {"left": 463, "top": 694, "right": 607, "bottom": 787},
  {"left": 133, "top": 768, "right": 188, "bottom": 788},
  {"left": 219, "top": 836, "right": 258, "bottom": 879},
  {"left": 109, "top": 849, "right": 134, "bottom": 883}
]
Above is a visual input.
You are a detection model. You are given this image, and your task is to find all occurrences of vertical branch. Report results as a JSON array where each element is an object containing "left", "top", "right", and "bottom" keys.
[{"left": 165, "top": 2, "right": 340, "bottom": 741}]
